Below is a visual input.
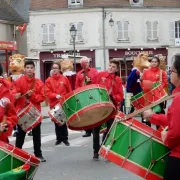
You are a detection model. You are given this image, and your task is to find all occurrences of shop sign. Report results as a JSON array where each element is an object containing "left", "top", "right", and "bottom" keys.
[
  {"left": 125, "top": 50, "right": 154, "bottom": 56},
  {"left": 0, "top": 41, "right": 17, "bottom": 50}
]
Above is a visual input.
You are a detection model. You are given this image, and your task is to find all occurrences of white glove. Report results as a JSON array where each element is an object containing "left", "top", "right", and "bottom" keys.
[
  {"left": 0, "top": 97, "right": 10, "bottom": 108},
  {"left": 56, "top": 95, "right": 61, "bottom": 99}
]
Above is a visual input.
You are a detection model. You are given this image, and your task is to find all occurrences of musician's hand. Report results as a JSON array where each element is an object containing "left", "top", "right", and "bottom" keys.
[
  {"left": 161, "top": 130, "right": 168, "bottom": 143},
  {"left": 15, "top": 93, "right": 21, "bottom": 100},
  {"left": 0, "top": 122, "right": 8, "bottom": 132},
  {"left": 143, "top": 109, "right": 153, "bottom": 121},
  {"left": 85, "top": 76, "right": 91, "bottom": 83},
  {"left": 27, "top": 90, "right": 33, "bottom": 97},
  {"left": 56, "top": 95, "right": 61, "bottom": 99}
]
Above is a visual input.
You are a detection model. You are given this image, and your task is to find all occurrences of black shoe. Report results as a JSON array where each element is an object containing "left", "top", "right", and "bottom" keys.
[
  {"left": 55, "top": 140, "right": 62, "bottom": 145},
  {"left": 82, "top": 133, "right": 91, "bottom": 137},
  {"left": 37, "top": 156, "right": 46, "bottom": 162},
  {"left": 93, "top": 153, "right": 99, "bottom": 161},
  {"left": 27, "top": 131, "right": 33, "bottom": 136},
  {"left": 63, "top": 140, "right": 70, "bottom": 146}
]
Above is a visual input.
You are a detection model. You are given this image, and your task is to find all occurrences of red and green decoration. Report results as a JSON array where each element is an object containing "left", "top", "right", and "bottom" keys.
[{"left": 0, "top": 164, "right": 30, "bottom": 180}]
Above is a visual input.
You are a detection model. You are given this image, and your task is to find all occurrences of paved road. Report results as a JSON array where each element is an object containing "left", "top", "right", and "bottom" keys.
[{"left": 9, "top": 118, "right": 143, "bottom": 180}]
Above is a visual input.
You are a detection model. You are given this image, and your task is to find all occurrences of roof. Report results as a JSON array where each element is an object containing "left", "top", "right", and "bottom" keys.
[
  {"left": 0, "top": 0, "right": 26, "bottom": 24},
  {"left": 30, "top": 0, "right": 180, "bottom": 10},
  {"left": 5, "top": 0, "right": 31, "bottom": 22}
]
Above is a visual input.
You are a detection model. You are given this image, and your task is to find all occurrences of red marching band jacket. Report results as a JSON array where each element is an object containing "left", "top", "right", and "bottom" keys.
[
  {"left": 93, "top": 71, "right": 124, "bottom": 113},
  {"left": 12, "top": 75, "right": 45, "bottom": 112},
  {"left": 0, "top": 78, "right": 17, "bottom": 142},
  {"left": 45, "top": 73, "right": 72, "bottom": 109},
  {"left": 150, "top": 85, "right": 180, "bottom": 158},
  {"left": 75, "top": 68, "right": 98, "bottom": 89}
]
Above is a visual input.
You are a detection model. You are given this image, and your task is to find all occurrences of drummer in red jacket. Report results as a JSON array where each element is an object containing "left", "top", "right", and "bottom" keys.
[
  {"left": 75, "top": 57, "right": 98, "bottom": 137},
  {"left": 45, "top": 61, "right": 72, "bottom": 146},
  {"left": 0, "top": 64, "right": 17, "bottom": 143},
  {"left": 13, "top": 60, "right": 46, "bottom": 162},
  {"left": 93, "top": 60, "right": 123, "bottom": 160},
  {"left": 143, "top": 54, "right": 180, "bottom": 180}
]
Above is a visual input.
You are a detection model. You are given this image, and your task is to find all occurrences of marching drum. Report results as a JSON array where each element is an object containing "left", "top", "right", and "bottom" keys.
[
  {"left": 99, "top": 112, "right": 169, "bottom": 180},
  {"left": 17, "top": 102, "right": 42, "bottom": 132},
  {"left": 0, "top": 141, "right": 40, "bottom": 179},
  {"left": 48, "top": 103, "right": 67, "bottom": 126},
  {"left": 61, "top": 84, "right": 116, "bottom": 130},
  {"left": 131, "top": 82, "right": 167, "bottom": 110}
]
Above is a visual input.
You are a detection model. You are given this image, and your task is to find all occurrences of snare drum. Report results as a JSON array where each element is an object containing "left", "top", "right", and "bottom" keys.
[
  {"left": 0, "top": 141, "right": 40, "bottom": 179},
  {"left": 99, "top": 112, "right": 170, "bottom": 180},
  {"left": 61, "top": 84, "right": 116, "bottom": 130},
  {"left": 131, "top": 82, "right": 167, "bottom": 110},
  {"left": 48, "top": 102, "right": 67, "bottom": 126},
  {"left": 17, "top": 103, "right": 42, "bottom": 132}
]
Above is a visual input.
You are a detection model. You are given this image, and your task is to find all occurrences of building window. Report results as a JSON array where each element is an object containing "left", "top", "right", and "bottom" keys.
[
  {"left": 41, "top": 24, "right": 55, "bottom": 44},
  {"left": 146, "top": 21, "right": 158, "bottom": 41},
  {"left": 70, "top": 22, "right": 84, "bottom": 43},
  {"left": 117, "top": 21, "right": 129, "bottom": 42},
  {"left": 68, "top": 0, "right": 83, "bottom": 6},
  {"left": 175, "top": 21, "right": 180, "bottom": 38}
]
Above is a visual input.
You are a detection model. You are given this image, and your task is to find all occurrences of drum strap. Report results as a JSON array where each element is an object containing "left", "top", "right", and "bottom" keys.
[{"left": 160, "top": 70, "right": 162, "bottom": 83}]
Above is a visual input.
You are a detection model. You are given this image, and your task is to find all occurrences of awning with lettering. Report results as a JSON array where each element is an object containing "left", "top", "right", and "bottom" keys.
[
  {"left": 42, "top": 58, "right": 87, "bottom": 63},
  {"left": 0, "top": 41, "right": 17, "bottom": 51}
]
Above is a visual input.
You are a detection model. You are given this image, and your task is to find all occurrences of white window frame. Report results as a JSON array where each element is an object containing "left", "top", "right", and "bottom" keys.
[
  {"left": 175, "top": 21, "right": 180, "bottom": 39},
  {"left": 146, "top": 21, "right": 158, "bottom": 41},
  {"left": 41, "top": 24, "right": 55, "bottom": 45},
  {"left": 117, "top": 21, "right": 130, "bottom": 42},
  {"left": 68, "top": 0, "right": 83, "bottom": 6},
  {"left": 70, "top": 22, "right": 84, "bottom": 43}
]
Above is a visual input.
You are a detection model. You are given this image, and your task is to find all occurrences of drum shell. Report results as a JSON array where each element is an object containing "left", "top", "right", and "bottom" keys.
[
  {"left": 48, "top": 103, "right": 67, "bottom": 126},
  {"left": 61, "top": 84, "right": 115, "bottom": 130},
  {"left": 17, "top": 103, "right": 42, "bottom": 132},
  {"left": 0, "top": 141, "right": 40, "bottom": 179},
  {"left": 99, "top": 112, "right": 170, "bottom": 180}
]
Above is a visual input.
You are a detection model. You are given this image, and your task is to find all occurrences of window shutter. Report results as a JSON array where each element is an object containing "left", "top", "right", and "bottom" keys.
[
  {"left": 49, "top": 24, "right": 55, "bottom": 42},
  {"left": 124, "top": 21, "right": 129, "bottom": 40},
  {"left": 77, "top": 22, "right": 83, "bottom": 41},
  {"left": 169, "top": 22, "right": 175, "bottom": 39},
  {"left": 147, "top": 21, "right": 152, "bottom": 40},
  {"left": 153, "top": 21, "right": 158, "bottom": 39},
  {"left": 117, "top": 21, "right": 123, "bottom": 40},
  {"left": 42, "top": 24, "right": 48, "bottom": 43}
]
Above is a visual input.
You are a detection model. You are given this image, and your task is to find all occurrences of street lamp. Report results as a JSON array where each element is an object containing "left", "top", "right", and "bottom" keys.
[{"left": 70, "top": 24, "right": 77, "bottom": 72}]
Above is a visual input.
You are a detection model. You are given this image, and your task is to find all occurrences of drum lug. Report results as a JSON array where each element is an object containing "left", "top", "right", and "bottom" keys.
[{"left": 128, "top": 146, "right": 134, "bottom": 152}]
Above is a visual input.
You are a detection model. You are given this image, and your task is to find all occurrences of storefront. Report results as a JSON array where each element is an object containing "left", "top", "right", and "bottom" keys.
[
  {"left": 0, "top": 41, "right": 17, "bottom": 73},
  {"left": 40, "top": 50, "right": 95, "bottom": 82},
  {"left": 109, "top": 48, "right": 168, "bottom": 77}
]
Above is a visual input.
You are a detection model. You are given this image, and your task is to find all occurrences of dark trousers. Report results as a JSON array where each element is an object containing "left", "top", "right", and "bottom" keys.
[
  {"left": 93, "top": 118, "right": 114, "bottom": 153},
  {"left": 54, "top": 123, "right": 68, "bottom": 141},
  {"left": 164, "top": 156, "right": 180, "bottom": 180},
  {"left": 15, "top": 123, "right": 42, "bottom": 157},
  {"left": 85, "top": 129, "right": 92, "bottom": 135}
]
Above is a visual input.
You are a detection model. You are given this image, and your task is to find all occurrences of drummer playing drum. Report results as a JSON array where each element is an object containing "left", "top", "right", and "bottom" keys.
[
  {"left": 92, "top": 60, "right": 124, "bottom": 160},
  {"left": 0, "top": 64, "right": 17, "bottom": 143},
  {"left": 13, "top": 60, "right": 46, "bottom": 162}
]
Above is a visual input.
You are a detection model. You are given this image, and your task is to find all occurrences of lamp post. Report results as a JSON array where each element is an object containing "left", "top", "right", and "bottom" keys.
[{"left": 70, "top": 24, "right": 77, "bottom": 72}]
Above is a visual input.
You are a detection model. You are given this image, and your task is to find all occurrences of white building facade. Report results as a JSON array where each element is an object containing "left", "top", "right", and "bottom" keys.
[{"left": 28, "top": 1, "right": 180, "bottom": 80}]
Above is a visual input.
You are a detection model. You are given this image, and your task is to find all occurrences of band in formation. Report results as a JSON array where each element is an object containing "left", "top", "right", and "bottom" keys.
[{"left": 0, "top": 52, "right": 179, "bottom": 180}]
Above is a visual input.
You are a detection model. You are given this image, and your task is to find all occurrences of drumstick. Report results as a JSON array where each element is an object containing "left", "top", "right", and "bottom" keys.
[{"left": 19, "top": 89, "right": 34, "bottom": 98}]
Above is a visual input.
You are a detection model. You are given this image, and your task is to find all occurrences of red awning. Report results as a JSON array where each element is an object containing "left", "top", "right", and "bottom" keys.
[{"left": 0, "top": 41, "right": 17, "bottom": 51}]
